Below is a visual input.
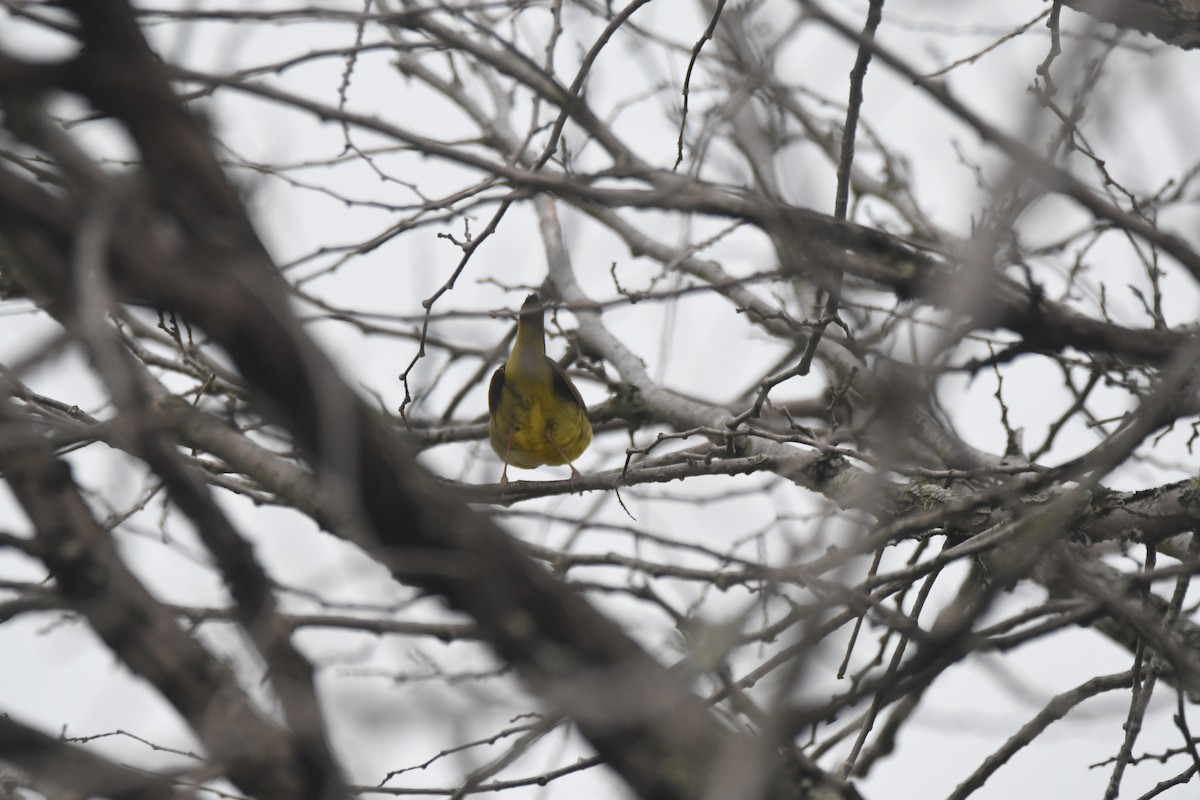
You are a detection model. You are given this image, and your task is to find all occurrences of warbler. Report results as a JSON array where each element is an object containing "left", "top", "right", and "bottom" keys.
[{"left": 488, "top": 293, "right": 592, "bottom": 483}]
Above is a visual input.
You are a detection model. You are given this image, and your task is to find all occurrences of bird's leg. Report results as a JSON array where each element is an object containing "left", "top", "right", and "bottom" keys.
[
  {"left": 500, "top": 431, "right": 515, "bottom": 485},
  {"left": 546, "top": 432, "right": 583, "bottom": 485}
]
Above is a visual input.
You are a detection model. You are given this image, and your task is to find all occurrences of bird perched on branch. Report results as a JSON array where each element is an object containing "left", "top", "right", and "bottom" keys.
[{"left": 488, "top": 293, "right": 592, "bottom": 484}]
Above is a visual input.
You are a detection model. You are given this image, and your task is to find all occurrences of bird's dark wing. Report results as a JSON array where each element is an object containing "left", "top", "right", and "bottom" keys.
[
  {"left": 546, "top": 357, "right": 586, "bottom": 411},
  {"left": 488, "top": 366, "right": 506, "bottom": 415}
]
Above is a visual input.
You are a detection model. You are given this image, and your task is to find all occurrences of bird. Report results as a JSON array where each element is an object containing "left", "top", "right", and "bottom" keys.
[{"left": 488, "top": 293, "right": 592, "bottom": 484}]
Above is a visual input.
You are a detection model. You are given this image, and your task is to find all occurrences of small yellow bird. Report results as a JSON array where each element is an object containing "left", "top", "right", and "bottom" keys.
[{"left": 488, "top": 293, "right": 592, "bottom": 483}]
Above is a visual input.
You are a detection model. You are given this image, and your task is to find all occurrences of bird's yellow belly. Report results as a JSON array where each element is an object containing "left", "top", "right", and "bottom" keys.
[{"left": 489, "top": 390, "right": 591, "bottom": 469}]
